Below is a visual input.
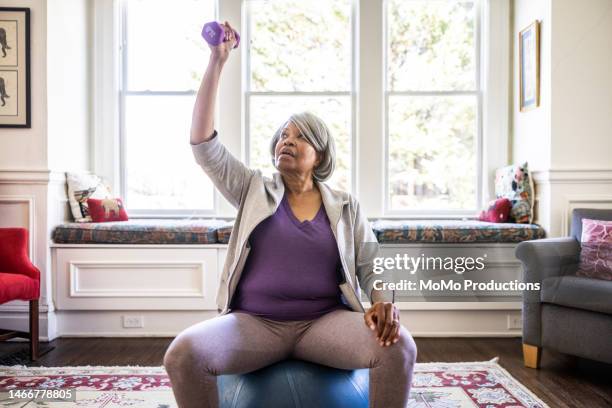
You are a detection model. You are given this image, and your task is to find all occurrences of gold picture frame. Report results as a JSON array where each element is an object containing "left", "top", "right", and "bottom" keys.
[{"left": 519, "top": 20, "right": 540, "bottom": 112}]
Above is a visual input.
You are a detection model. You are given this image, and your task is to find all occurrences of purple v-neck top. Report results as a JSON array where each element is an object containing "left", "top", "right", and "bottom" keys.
[{"left": 230, "top": 192, "right": 350, "bottom": 320}]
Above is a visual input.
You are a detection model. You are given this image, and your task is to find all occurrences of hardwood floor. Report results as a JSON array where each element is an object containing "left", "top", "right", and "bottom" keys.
[{"left": 1, "top": 337, "right": 611, "bottom": 407}]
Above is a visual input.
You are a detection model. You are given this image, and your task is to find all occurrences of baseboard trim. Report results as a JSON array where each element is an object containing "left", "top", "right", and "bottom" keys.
[
  {"left": 2, "top": 307, "right": 523, "bottom": 339},
  {"left": 58, "top": 332, "right": 183, "bottom": 338},
  {"left": 56, "top": 331, "right": 522, "bottom": 338},
  {"left": 410, "top": 331, "right": 521, "bottom": 337},
  {"left": 0, "top": 311, "right": 54, "bottom": 341},
  {"left": 38, "top": 309, "right": 524, "bottom": 338}
]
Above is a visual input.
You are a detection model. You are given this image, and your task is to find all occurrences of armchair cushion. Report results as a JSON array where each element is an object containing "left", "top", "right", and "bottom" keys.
[
  {"left": 541, "top": 275, "right": 612, "bottom": 315},
  {"left": 0, "top": 273, "right": 39, "bottom": 304}
]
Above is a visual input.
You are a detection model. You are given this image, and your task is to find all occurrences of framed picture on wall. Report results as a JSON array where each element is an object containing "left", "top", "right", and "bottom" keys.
[
  {"left": 519, "top": 20, "right": 540, "bottom": 112},
  {"left": 0, "top": 7, "right": 30, "bottom": 128}
]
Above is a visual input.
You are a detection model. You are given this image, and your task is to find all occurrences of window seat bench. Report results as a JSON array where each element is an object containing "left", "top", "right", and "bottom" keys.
[
  {"left": 49, "top": 219, "right": 545, "bottom": 334},
  {"left": 52, "top": 219, "right": 545, "bottom": 245}
]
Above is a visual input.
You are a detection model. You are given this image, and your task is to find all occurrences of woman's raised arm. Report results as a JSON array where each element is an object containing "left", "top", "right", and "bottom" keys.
[
  {"left": 190, "top": 22, "right": 235, "bottom": 144},
  {"left": 190, "top": 22, "right": 254, "bottom": 209}
]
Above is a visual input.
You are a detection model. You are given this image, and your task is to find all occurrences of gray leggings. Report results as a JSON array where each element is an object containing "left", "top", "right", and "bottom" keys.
[{"left": 164, "top": 309, "right": 417, "bottom": 408}]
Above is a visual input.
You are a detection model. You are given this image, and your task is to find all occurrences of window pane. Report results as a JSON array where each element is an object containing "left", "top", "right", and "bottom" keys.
[
  {"left": 387, "top": 0, "right": 476, "bottom": 91},
  {"left": 249, "top": 96, "right": 351, "bottom": 192},
  {"left": 388, "top": 95, "right": 477, "bottom": 210},
  {"left": 125, "top": 0, "right": 214, "bottom": 91},
  {"left": 125, "top": 95, "right": 214, "bottom": 210},
  {"left": 249, "top": 0, "right": 351, "bottom": 92}
]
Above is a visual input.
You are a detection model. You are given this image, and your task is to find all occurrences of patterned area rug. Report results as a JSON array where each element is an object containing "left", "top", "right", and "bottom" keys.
[{"left": 0, "top": 358, "right": 549, "bottom": 407}]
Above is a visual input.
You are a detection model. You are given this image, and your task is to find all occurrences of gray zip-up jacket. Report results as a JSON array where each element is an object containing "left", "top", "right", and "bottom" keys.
[{"left": 191, "top": 130, "right": 394, "bottom": 315}]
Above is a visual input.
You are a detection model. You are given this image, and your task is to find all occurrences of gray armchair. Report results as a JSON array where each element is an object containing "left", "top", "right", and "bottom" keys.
[{"left": 515, "top": 208, "right": 612, "bottom": 368}]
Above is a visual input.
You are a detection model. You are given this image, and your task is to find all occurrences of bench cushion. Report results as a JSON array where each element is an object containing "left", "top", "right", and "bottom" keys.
[
  {"left": 53, "top": 219, "right": 227, "bottom": 245},
  {"left": 372, "top": 220, "right": 545, "bottom": 243},
  {"left": 53, "top": 219, "right": 545, "bottom": 245},
  {"left": 217, "top": 224, "right": 233, "bottom": 244}
]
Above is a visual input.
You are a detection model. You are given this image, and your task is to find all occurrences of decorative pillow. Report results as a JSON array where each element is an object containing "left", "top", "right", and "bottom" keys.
[
  {"left": 495, "top": 162, "right": 534, "bottom": 223},
  {"left": 478, "top": 198, "right": 512, "bottom": 223},
  {"left": 87, "top": 198, "right": 129, "bottom": 222},
  {"left": 67, "top": 172, "right": 113, "bottom": 222},
  {"left": 576, "top": 219, "right": 612, "bottom": 281}
]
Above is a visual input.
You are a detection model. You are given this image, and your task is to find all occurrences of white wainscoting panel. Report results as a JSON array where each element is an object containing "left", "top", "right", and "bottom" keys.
[
  {"left": 561, "top": 194, "right": 612, "bottom": 236},
  {"left": 532, "top": 168, "right": 612, "bottom": 237},
  {"left": 54, "top": 247, "right": 218, "bottom": 310},
  {"left": 49, "top": 242, "right": 524, "bottom": 336},
  {"left": 69, "top": 261, "right": 206, "bottom": 297}
]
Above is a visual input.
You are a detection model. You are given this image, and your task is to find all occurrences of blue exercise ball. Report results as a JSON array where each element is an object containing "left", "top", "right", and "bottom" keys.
[{"left": 217, "top": 359, "right": 369, "bottom": 408}]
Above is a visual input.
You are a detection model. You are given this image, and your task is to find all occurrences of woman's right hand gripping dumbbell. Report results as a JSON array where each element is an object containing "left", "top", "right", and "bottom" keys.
[{"left": 208, "top": 21, "right": 238, "bottom": 65}]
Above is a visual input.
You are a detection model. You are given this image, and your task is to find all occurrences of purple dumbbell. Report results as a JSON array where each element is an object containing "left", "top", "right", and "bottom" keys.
[{"left": 201, "top": 21, "right": 240, "bottom": 49}]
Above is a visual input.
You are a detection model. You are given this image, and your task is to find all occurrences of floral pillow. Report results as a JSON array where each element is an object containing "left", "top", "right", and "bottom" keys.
[
  {"left": 66, "top": 172, "right": 113, "bottom": 222},
  {"left": 576, "top": 219, "right": 612, "bottom": 281},
  {"left": 495, "top": 162, "right": 534, "bottom": 223}
]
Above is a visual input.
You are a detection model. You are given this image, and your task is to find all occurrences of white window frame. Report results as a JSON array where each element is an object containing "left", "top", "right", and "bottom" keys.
[
  {"left": 383, "top": 0, "right": 483, "bottom": 217},
  {"left": 92, "top": 0, "right": 509, "bottom": 219},
  {"left": 119, "top": 0, "right": 220, "bottom": 217},
  {"left": 242, "top": 0, "right": 357, "bottom": 195},
  {"left": 92, "top": 0, "right": 121, "bottom": 203},
  {"left": 354, "top": 0, "right": 510, "bottom": 218}
]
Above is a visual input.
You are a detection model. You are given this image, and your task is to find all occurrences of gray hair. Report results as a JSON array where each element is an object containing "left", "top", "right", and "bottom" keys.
[{"left": 269, "top": 111, "right": 336, "bottom": 182}]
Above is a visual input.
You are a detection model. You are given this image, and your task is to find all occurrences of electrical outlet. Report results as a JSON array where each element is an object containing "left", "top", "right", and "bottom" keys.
[
  {"left": 123, "top": 315, "right": 144, "bottom": 328},
  {"left": 507, "top": 315, "right": 522, "bottom": 329}
]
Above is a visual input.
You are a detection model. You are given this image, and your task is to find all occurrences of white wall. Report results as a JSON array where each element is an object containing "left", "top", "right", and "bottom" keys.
[
  {"left": 512, "top": 0, "right": 612, "bottom": 236},
  {"left": 513, "top": 0, "right": 612, "bottom": 170},
  {"left": 0, "top": 0, "right": 91, "bottom": 340},
  {"left": 46, "top": 0, "right": 92, "bottom": 172},
  {"left": 0, "top": 0, "right": 51, "bottom": 337},
  {"left": 550, "top": 0, "right": 612, "bottom": 169},
  {"left": 511, "top": 0, "right": 551, "bottom": 171}
]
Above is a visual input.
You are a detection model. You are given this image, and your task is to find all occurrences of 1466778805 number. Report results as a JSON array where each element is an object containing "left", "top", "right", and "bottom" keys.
[{"left": 5, "top": 388, "right": 77, "bottom": 402}]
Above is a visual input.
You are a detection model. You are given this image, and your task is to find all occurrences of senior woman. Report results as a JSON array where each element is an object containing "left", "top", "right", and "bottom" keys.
[{"left": 164, "top": 22, "right": 417, "bottom": 408}]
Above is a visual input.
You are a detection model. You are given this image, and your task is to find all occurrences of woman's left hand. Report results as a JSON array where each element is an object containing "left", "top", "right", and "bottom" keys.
[{"left": 364, "top": 302, "right": 401, "bottom": 347}]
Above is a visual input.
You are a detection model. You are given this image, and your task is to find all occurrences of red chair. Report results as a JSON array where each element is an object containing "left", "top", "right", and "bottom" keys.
[{"left": 0, "top": 228, "right": 40, "bottom": 360}]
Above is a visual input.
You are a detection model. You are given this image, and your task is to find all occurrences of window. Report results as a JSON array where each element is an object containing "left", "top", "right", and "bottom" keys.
[
  {"left": 97, "top": 0, "right": 506, "bottom": 218},
  {"left": 245, "top": 0, "right": 354, "bottom": 192},
  {"left": 119, "top": 0, "right": 217, "bottom": 214},
  {"left": 385, "top": 0, "right": 481, "bottom": 213}
]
